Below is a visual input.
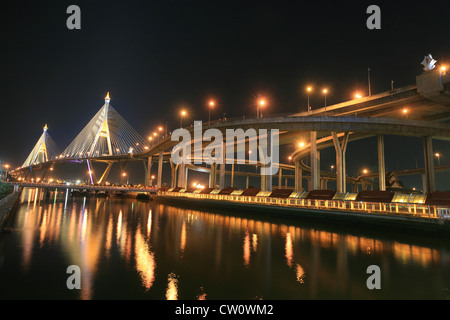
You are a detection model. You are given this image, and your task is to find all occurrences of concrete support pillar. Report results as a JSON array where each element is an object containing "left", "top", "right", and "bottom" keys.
[
  {"left": 231, "top": 163, "right": 235, "bottom": 187},
  {"left": 423, "top": 136, "right": 436, "bottom": 193},
  {"left": 378, "top": 134, "right": 386, "bottom": 191},
  {"left": 295, "top": 160, "right": 302, "bottom": 192},
  {"left": 246, "top": 175, "right": 249, "bottom": 189},
  {"left": 157, "top": 152, "right": 164, "bottom": 188},
  {"left": 310, "top": 131, "right": 320, "bottom": 190},
  {"left": 178, "top": 163, "right": 186, "bottom": 188},
  {"left": 169, "top": 158, "right": 177, "bottom": 188},
  {"left": 219, "top": 163, "right": 225, "bottom": 189},
  {"left": 278, "top": 168, "right": 283, "bottom": 189},
  {"left": 209, "top": 163, "right": 217, "bottom": 188},
  {"left": 332, "top": 132, "right": 349, "bottom": 193},
  {"left": 421, "top": 173, "right": 427, "bottom": 194}
]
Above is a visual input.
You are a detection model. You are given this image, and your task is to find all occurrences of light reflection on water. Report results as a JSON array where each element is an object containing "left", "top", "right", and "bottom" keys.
[{"left": 0, "top": 187, "right": 449, "bottom": 299}]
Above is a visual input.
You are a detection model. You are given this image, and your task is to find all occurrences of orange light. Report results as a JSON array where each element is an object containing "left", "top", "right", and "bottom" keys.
[
  {"left": 307, "top": 87, "right": 312, "bottom": 92},
  {"left": 209, "top": 100, "right": 215, "bottom": 107},
  {"left": 323, "top": 88, "right": 328, "bottom": 94},
  {"left": 158, "top": 126, "right": 163, "bottom": 131},
  {"left": 259, "top": 99, "right": 266, "bottom": 106},
  {"left": 105, "top": 92, "right": 110, "bottom": 100},
  {"left": 355, "top": 93, "right": 362, "bottom": 99},
  {"left": 299, "top": 142, "right": 305, "bottom": 148},
  {"left": 403, "top": 108, "right": 408, "bottom": 114}
]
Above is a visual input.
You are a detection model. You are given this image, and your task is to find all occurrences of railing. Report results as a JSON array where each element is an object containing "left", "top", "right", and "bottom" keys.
[
  {"left": 0, "top": 192, "right": 17, "bottom": 207},
  {"left": 7, "top": 182, "right": 157, "bottom": 193},
  {"left": 158, "top": 191, "right": 450, "bottom": 220}
]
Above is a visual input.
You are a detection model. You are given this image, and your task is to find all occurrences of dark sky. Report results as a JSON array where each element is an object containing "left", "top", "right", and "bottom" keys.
[{"left": 1, "top": 0, "right": 450, "bottom": 187}]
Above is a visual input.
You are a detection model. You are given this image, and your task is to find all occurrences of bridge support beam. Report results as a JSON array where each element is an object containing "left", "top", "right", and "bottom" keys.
[
  {"left": 230, "top": 163, "right": 235, "bottom": 187},
  {"left": 178, "top": 163, "right": 187, "bottom": 188},
  {"left": 332, "top": 132, "right": 349, "bottom": 193},
  {"left": 278, "top": 168, "right": 283, "bottom": 189},
  {"left": 170, "top": 159, "right": 178, "bottom": 188},
  {"left": 378, "top": 134, "right": 386, "bottom": 191},
  {"left": 98, "top": 162, "right": 113, "bottom": 184},
  {"left": 423, "top": 136, "right": 436, "bottom": 193},
  {"left": 310, "top": 131, "right": 320, "bottom": 190},
  {"left": 294, "top": 160, "right": 302, "bottom": 192},
  {"left": 219, "top": 163, "right": 226, "bottom": 189},
  {"left": 157, "top": 152, "right": 164, "bottom": 189},
  {"left": 209, "top": 163, "right": 217, "bottom": 188}
]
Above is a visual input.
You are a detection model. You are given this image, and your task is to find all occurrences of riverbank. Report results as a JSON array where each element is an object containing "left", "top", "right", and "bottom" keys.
[
  {"left": 155, "top": 195, "right": 450, "bottom": 237},
  {"left": 0, "top": 191, "right": 21, "bottom": 232}
]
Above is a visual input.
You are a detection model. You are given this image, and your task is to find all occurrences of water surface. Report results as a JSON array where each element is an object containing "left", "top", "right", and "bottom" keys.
[{"left": 0, "top": 188, "right": 449, "bottom": 299}]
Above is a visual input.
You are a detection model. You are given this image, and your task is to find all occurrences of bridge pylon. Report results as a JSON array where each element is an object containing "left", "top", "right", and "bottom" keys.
[{"left": 22, "top": 124, "right": 59, "bottom": 168}]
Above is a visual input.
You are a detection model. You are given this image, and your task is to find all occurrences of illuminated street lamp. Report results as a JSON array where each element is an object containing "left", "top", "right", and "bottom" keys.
[
  {"left": 257, "top": 98, "right": 266, "bottom": 119},
  {"left": 306, "top": 86, "right": 312, "bottom": 112},
  {"left": 180, "top": 110, "right": 187, "bottom": 127},
  {"left": 355, "top": 93, "right": 362, "bottom": 99},
  {"left": 435, "top": 153, "right": 441, "bottom": 166},
  {"left": 362, "top": 168, "right": 368, "bottom": 174},
  {"left": 150, "top": 174, "right": 155, "bottom": 186},
  {"left": 208, "top": 100, "right": 215, "bottom": 123},
  {"left": 299, "top": 142, "right": 305, "bottom": 148},
  {"left": 322, "top": 88, "right": 328, "bottom": 109}
]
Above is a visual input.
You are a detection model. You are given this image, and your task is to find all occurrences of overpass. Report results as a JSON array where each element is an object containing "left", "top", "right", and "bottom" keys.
[{"left": 7, "top": 59, "right": 450, "bottom": 196}]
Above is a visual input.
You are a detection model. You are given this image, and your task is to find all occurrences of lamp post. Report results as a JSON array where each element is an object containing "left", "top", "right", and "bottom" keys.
[
  {"left": 257, "top": 99, "right": 265, "bottom": 119},
  {"left": 180, "top": 110, "right": 187, "bottom": 127},
  {"left": 208, "top": 100, "right": 215, "bottom": 123},
  {"left": 307, "top": 87, "right": 312, "bottom": 112},
  {"left": 435, "top": 153, "right": 441, "bottom": 166},
  {"left": 323, "top": 88, "right": 328, "bottom": 110}
]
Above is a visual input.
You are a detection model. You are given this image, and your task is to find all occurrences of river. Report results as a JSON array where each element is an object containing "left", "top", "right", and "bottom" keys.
[{"left": 0, "top": 188, "right": 449, "bottom": 300}]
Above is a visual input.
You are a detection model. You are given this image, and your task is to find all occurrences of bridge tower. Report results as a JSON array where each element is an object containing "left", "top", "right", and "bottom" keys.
[{"left": 22, "top": 124, "right": 59, "bottom": 168}]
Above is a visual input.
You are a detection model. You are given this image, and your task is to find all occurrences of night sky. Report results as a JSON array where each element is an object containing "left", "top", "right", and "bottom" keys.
[{"left": 1, "top": 1, "right": 450, "bottom": 188}]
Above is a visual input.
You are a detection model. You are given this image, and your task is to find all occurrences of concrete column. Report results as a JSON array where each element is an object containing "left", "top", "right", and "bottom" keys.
[
  {"left": 278, "top": 168, "right": 283, "bottom": 188},
  {"left": 332, "top": 132, "right": 349, "bottom": 193},
  {"left": 169, "top": 159, "right": 177, "bottom": 188},
  {"left": 421, "top": 173, "right": 427, "bottom": 194},
  {"left": 231, "top": 163, "right": 235, "bottom": 187},
  {"left": 209, "top": 163, "right": 217, "bottom": 188},
  {"left": 423, "top": 136, "right": 436, "bottom": 193},
  {"left": 146, "top": 157, "right": 152, "bottom": 186},
  {"left": 378, "top": 134, "right": 386, "bottom": 191},
  {"left": 178, "top": 163, "right": 185, "bottom": 188},
  {"left": 310, "top": 131, "right": 320, "bottom": 190},
  {"left": 294, "top": 160, "right": 302, "bottom": 192},
  {"left": 246, "top": 175, "right": 249, "bottom": 189},
  {"left": 157, "top": 152, "right": 164, "bottom": 188},
  {"left": 219, "top": 163, "right": 225, "bottom": 189}
]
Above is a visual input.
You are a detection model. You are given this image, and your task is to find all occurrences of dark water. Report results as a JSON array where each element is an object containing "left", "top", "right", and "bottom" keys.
[{"left": 0, "top": 188, "right": 449, "bottom": 300}]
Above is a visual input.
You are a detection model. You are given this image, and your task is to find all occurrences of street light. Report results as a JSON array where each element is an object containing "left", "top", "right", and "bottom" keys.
[
  {"left": 180, "top": 110, "right": 187, "bottom": 127},
  {"left": 355, "top": 93, "right": 362, "bottom": 99},
  {"left": 322, "top": 88, "right": 328, "bottom": 109},
  {"left": 150, "top": 174, "right": 155, "bottom": 187},
  {"left": 257, "top": 98, "right": 266, "bottom": 119},
  {"left": 362, "top": 169, "right": 368, "bottom": 174},
  {"left": 299, "top": 142, "right": 305, "bottom": 148},
  {"left": 306, "top": 87, "right": 312, "bottom": 111},
  {"left": 208, "top": 100, "right": 215, "bottom": 123},
  {"left": 435, "top": 153, "right": 441, "bottom": 166}
]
